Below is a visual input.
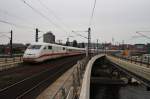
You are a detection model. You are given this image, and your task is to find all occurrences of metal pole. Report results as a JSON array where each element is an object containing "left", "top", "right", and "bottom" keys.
[
  {"left": 97, "top": 39, "right": 98, "bottom": 54},
  {"left": 10, "top": 30, "right": 13, "bottom": 57},
  {"left": 35, "top": 28, "right": 38, "bottom": 42},
  {"left": 105, "top": 42, "right": 106, "bottom": 54},
  {"left": 88, "top": 27, "right": 91, "bottom": 57}
]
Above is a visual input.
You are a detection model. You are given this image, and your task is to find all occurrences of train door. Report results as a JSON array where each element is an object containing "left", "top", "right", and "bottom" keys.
[
  {"left": 62, "top": 47, "right": 66, "bottom": 53},
  {"left": 42, "top": 46, "right": 48, "bottom": 55},
  {"left": 42, "top": 46, "right": 52, "bottom": 55},
  {"left": 48, "top": 46, "right": 53, "bottom": 53},
  {"left": 42, "top": 45, "right": 53, "bottom": 59}
]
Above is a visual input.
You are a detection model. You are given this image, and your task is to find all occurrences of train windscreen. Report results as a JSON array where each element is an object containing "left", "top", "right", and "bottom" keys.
[{"left": 28, "top": 45, "right": 42, "bottom": 49}]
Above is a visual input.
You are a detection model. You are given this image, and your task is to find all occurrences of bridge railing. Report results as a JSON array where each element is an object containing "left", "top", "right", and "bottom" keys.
[
  {"left": 51, "top": 57, "right": 89, "bottom": 99},
  {"left": 109, "top": 54, "right": 150, "bottom": 68},
  {"left": 0, "top": 54, "right": 23, "bottom": 71}
]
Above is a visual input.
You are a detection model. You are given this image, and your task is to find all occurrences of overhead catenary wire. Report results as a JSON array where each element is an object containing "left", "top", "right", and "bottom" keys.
[
  {"left": 37, "top": 0, "right": 62, "bottom": 23},
  {"left": 89, "top": 0, "right": 97, "bottom": 27},
  {"left": 36, "top": 0, "right": 75, "bottom": 35},
  {"left": 0, "top": 31, "right": 10, "bottom": 34},
  {"left": 136, "top": 31, "right": 150, "bottom": 40},
  {"left": 22, "top": 0, "right": 93, "bottom": 41},
  {"left": 0, "top": 19, "right": 33, "bottom": 30},
  {"left": 21, "top": 0, "right": 68, "bottom": 33},
  {"left": 70, "top": 0, "right": 97, "bottom": 41},
  {"left": 72, "top": 31, "right": 88, "bottom": 39},
  {"left": 0, "top": 8, "right": 27, "bottom": 22},
  {"left": 37, "top": 0, "right": 92, "bottom": 40},
  {"left": 37, "top": 0, "right": 91, "bottom": 38},
  {"left": 0, "top": 34, "right": 10, "bottom": 39},
  {"left": 136, "top": 31, "right": 150, "bottom": 33},
  {"left": 0, "top": 8, "right": 38, "bottom": 29}
]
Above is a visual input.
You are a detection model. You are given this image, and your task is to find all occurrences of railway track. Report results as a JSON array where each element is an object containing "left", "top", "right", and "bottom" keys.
[
  {"left": 0, "top": 55, "right": 83, "bottom": 99},
  {"left": 0, "top": 55, "right": 84, "bottom": 89}
]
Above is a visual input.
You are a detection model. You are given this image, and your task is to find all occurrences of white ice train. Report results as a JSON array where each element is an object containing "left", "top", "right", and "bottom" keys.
[{"left": 23, "top": 42, "right": 85, "bottom": 62}]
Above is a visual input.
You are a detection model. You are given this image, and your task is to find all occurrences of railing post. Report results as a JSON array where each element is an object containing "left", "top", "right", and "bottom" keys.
[
  {"left": 77, "top": 66, "right": 81, "bottom": 86},
  {"left": 13, "top": 57, "right": 15, "bottom": 62},
  {"left": 61, "top": 88, "right": 66, "bottom": 99},
  {"left": 20, "top": 56, "right": 22, "bottom": 61},
  {"left": 131, "top": 56, "right": 132, "bottom": 63},
  {"left": 140, "top": 56, "right": 143, "bottom": 66},
  {"left": 72, "top": 72, "right": 78, "bottom": 98},
  {"left": 122, "top": 55, "right": 124, "bottom": 60},
  {"left": 135, "top": 57, "right": 137, "bottom": 64},
  {"left": 125, "top": 56, "right": 127, "bottom": 61},
  {"left": 147, "top": 57, "right": 150, "bottom": 68},
  {"left": 5, "top": 57, "right": 7, "bottom": 63},
  {"left": 79, "top": 63, "right": 82, "bottom": 78}
]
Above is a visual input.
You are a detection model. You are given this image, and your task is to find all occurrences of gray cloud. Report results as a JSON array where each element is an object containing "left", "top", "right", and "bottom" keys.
[{"left": 0, "top": 0, "right": 150, "bottom": 44}]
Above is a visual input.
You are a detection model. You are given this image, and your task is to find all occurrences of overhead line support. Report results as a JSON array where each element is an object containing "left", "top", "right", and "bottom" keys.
[
  {"left": 36, "top": 28, "right": 39, "bottom": 42},
  {"left": 10, "top": 30, "right": 13, "bottom": 57},
  {"left": 87, "top": 27, "right": 91, "bottom": 57}
]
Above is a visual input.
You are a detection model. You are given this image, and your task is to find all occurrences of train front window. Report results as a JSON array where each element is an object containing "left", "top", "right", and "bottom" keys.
[{"left": 28, "top": 45, "right": 41, "bottom": 49}]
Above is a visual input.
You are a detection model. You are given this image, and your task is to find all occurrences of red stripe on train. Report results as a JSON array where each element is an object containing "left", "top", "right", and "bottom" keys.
[{"left": 24, "top": 52, "right": 82, "bottom": 60}]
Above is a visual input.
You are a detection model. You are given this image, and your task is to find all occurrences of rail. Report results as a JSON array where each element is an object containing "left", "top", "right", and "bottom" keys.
[
  {"left": 0, "top": 55, "right": 83, "bottom": 99},
  {"left": 51, "top": 57, "right": 89, "bottom": 99}
]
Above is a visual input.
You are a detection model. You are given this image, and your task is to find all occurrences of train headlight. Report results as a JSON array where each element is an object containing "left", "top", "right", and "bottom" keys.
[
  {"left": 25, "top": 54, "right": 36, "bottom": 57},
  {"left": 28, "top": 54, "right": 35, "bottom": 55}
]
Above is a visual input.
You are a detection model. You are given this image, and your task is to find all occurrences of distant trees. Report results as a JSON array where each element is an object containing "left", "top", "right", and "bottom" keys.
[
  {"left": 65, "top": 40, "right": 85, "bottom": 48},
  {"left": 81, "top": 42, "right": 85, "bottom": 48},
  {"left": 73, "top": 40, "right": 78, "bottom": 47},
  {"left": 0, "top": 46, "right": 5, "bottom": 54},
  {"left": 65, "top": 41, "right": 70, "bottom": 46}
]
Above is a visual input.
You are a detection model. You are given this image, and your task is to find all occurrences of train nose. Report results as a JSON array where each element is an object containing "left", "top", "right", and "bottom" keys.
[
  {"left": 23, "top": 50, "right": 40, "bottom": 58},
  {"left": 23, "top": 53, "right": 36, "bottom": 60},
  {"left": 23, "top": 51, "right": 40, "bottom": 62}
]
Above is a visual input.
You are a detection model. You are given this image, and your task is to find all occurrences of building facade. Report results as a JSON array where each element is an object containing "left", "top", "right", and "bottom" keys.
[{"left": 43, "top": 31, "right": 55, "bottom": 43}]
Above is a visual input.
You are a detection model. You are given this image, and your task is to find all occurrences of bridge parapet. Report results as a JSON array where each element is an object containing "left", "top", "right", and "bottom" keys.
[
  {"left": 79, "top": 54, "right": 105, "bottom": 99},
  {"left": 106, "top": 55, "right": 150, "bottom": 87},
  {"left": 51, "top": 57, "right": 89, "bottom": 99}
]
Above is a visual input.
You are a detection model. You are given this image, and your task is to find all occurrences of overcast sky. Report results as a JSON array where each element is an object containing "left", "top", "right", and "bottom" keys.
[{"left": 0, "top": 0, "right": 150, "bottom": 44}]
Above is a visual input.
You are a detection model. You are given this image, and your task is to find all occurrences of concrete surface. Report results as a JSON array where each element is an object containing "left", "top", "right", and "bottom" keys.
[
  {"left": 119, "top": 85, "right": 150, "bottom": 99},
  {"left": 36, "top": 64, "right": 75, "bottom": 99}
]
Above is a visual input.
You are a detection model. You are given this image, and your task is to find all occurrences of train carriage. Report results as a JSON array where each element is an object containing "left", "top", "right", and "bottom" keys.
[{"left": 23, "top": 42, "right": 85, "bottom": 63}]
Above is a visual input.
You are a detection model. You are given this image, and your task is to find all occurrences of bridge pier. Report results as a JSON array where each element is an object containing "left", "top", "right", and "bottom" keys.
[{"left": 128, "top": 77, "right": 132, "bottom": 84}]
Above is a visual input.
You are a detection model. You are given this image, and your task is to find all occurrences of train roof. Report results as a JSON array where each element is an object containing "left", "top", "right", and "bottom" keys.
[
  {"left": 29, "top": 42, "right": 85, "bottom": 50},
  {"left": 30, "top": 42, "right": 65, "bottom": 47}
]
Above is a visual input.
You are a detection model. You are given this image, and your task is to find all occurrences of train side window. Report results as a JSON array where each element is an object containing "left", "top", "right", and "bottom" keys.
[
  {"left": 63, "top": 47, "right": 65, "bottom": 50},
  {"left": 44, "top": 46, "right": 47, "bottom": 50},
  {"left": 48, "top": 46, "right": 52, "bottom": 50}
]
